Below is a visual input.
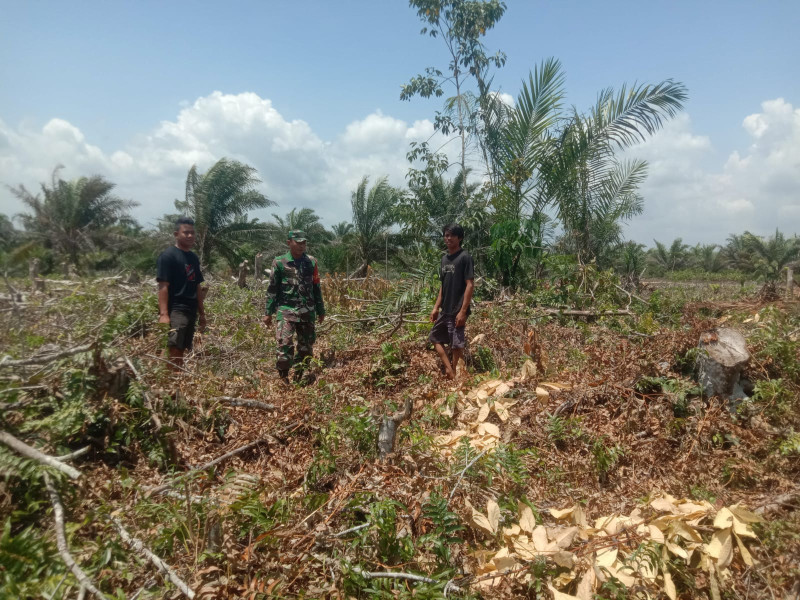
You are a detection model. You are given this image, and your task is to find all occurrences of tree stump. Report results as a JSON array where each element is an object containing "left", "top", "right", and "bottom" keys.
[
  {"left": 29, "top": 258, "right": 40, "bottom": 288},
  {"left": 376, "top": 397, "right": 412, "bottom": 460},
  {"left": 254, "top": 252, "right": 265, "bottom": 284},
  {"left": 237, "top": 260, "right": 249, "bottom": 288},
  {"left": 697, "top": 328, "right": 750, "bottom": 401},
  {"left": 33, "top": 278, "right": 46, "bottom": 293}
]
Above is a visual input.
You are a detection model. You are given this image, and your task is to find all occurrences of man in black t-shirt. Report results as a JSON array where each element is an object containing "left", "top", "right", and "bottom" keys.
[
  {"left": 156, "top": 217, "right": 206, "bottom": 370},
  {"left": 429, "top": 223, "right": 474, "bottom": 380}
]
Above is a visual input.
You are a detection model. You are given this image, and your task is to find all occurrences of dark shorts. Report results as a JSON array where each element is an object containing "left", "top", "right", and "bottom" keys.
[
  {"left": 168, "top": 309, "right": 196, "bottom": 351},
  {"left": 428, "top": 313, "right": 466, "bottom": 349}
]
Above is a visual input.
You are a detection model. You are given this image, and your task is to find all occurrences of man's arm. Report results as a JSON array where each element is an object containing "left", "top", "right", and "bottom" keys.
[
  {"left": 262, "top": 260, "right": 280, "bottom": 326},
  {"left": 157, "top": 281, "right": 170, "bottom": 324},
  {"left": 455, "top": 279, "right": 474, "bottom": 327},
  {"left": 430, "top": 286, "right": 443, "bottom": 322},
  {"left": 312, "top": 259, "right": 325, "bottom": 323},
  {"left": 197, "top": 285, "right": 207, "bottom": 332}
]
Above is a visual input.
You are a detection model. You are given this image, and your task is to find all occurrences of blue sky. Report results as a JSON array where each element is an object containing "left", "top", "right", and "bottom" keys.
[{"left": 1, "top": 0, "right": 799, "bottom": 245}]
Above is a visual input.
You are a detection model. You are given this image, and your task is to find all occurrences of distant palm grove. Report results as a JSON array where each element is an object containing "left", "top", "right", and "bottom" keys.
[{"left": 2, "top": 0, "right": 797, "bottom": 296}]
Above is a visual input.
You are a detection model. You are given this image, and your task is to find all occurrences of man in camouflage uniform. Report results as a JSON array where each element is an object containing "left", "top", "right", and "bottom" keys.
[{"left": 262, "top": 230, "right": 325, "bottom": 383}]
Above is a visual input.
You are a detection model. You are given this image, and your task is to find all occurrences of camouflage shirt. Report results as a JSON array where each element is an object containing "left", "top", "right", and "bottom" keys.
[{"left": 266, "top": 251, "right": 325, "bottom": 322}]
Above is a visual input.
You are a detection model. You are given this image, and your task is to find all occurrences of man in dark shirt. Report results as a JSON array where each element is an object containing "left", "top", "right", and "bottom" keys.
[
  {"left": 429, "top": 223, "right": 474, "bottom": 380},
  {"left": 156, "top": 217, "right": 206, "bottom": 370},
  {"left": 262, "top": 230, "right": 325, "bottom": 384}
]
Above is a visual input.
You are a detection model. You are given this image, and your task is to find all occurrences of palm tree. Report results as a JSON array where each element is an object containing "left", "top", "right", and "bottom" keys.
[
  {"left": 544, "top": 80, "right": 687, "bottom": 266},
  {"left": 401, "top": 169, "right": 479, "bottom": 247},
  {"left": 649, "top": 238, "right": 690, "bottom": 273},
  {"left": 331, "top": 221, "right": 354, "bottom": 240},
  {"left": 269, "top": 208, "right": 331, "bottom": 246},
  {"left": 12, "top": 167, "right": 138, "bottom": 267},
  {"left": 349, "top": 176, "right": 401, "bottom": 277},
  {"left": 180, "top": 158, "right": 274, "bottom": 269},
  {"left": 688, "top": 243, "right": 724, "bottom": 273},
  {"left": 741, "top": 229, "right": 800, "bottom": 296}
]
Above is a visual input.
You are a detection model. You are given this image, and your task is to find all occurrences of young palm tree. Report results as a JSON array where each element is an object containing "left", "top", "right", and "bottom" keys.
[
  {"left": 12, "top": 167, "right": 138, "bottom": 267},
  {"left": 181, "top": 158, "right": 274, "bottom": 269},
  {"left": 544, "top": 80, "right": 687, "bottom": 266},
  {"left": 741, "top": 229, "right": 800, "bottom": 296},
  {"left": 349, "top": 176, "right": 401, "bottom": 277},
  {"left": 649, "top": 238, "right": 690, "bottom": 273}
]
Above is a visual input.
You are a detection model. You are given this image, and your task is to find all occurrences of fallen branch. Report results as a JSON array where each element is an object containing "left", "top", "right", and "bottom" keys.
[
  {"left": 44, "top": 474, "right": 110, "bottom": 600},
  {"left": 331, "top": 522, "right": 371, "bottom": 538},
  {"left": 0, "top": 384, "right": 48, "bottom": 396},
  {"left": 0, "top": 342, "right": 95, "bottom": 367},
  {"left": 537, "top": 308, "right": 633, "bottom": 317},
  {"left": 108, "top": 515, "right": 195, "bottom": 599},
  {"left": 449, "top": 448, "right": 489, "bottom": 504},
  {"left": 351, "top": 566, "right": 461, "bottom": 592},
  {"left": 56, "top": 446, "right": 90, "bottom": 461},
  {"left": 147, "top": 439, "right": 272, "bottom": 496},
  {"left": 123, "top": 357, "right": 163, "bottom": 432},
  {"left": 214, "top": 397, "right": 275, "bottom": 411},
  {"left": 0, "top": 431, "right": 81, "bottom": 480}
]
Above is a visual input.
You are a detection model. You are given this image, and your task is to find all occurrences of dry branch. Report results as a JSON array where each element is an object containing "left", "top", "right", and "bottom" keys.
[
  {"left": 108, "top": 515, "right": 195, "bottom": 599},
  {"left": 351, "top": 566, "right": 461, "bottom": 592},
  {"left": 214, "top": 397, "right": 276, "bottom": 411},
  {"left": 44, "top": 474, "right": 110, "bottom": 600},
  {"left": 0, "top": 431, "right": 81, "bottom": 479},
  {"left": 147, "top": 439, "right": 272, "bottom": 496},
  {"left": 0, "top": 342, "right": 95, "bottom": 367},
  {"left": 123, "top": 357, "right": 163, "bottom": 431}
]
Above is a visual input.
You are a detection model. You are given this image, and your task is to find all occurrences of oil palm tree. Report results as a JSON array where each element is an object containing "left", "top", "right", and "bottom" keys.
[
  {"left": 180, "top": 158, "right": 274, "bottom": 269},
  {"left": 12, "top": 167, "right": 138, "bottom": 267},
  {"left": 544, "top": 80, "right": 687, "bottom": 267},
  {"left": 741, "top": 229, "right": 800, "bottom": 296},
  {"left": 349, "top": 176, "right": 401, "bottom": 277}
]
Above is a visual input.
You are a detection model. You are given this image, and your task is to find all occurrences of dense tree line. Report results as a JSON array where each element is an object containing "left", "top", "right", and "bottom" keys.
[{"left": 1, "top": 0, "right": 797, "bottom": 294}]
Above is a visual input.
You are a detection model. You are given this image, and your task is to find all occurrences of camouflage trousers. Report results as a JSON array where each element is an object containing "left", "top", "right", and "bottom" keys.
[{"left": 275, "top": 319, "right": 317, "bottom": 372}]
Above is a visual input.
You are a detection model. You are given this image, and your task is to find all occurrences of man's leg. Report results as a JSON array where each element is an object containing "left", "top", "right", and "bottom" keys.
[
  {"left": 294, "top": 321, "right": 317, "bottom": 384},
  {"left": 429, "top": 314, "right": 456, "bottom": 379},
  {"left": 434, "top": 342, "right": 455, "bottom": 379},
  {"left": 449, "top": 321, "right": 467, "bottom": 379},
  {"left": 166, "top": 310, "right": 195, "bottom": 371},
  {"left": 275, "top": 320, "right": 296, "bottom": 383}
]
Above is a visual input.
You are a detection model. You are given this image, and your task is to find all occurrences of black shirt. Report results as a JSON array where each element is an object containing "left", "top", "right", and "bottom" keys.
[
  {"left": 156, "top": 246, "right": 204, "bottom": 312},
  {"left": 439, "top": 248, "right": 474, "bottom": 316}
]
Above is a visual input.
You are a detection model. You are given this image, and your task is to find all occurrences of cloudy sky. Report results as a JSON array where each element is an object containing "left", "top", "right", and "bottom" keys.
[{"left": 1, "top": 0, "right": 798, "bottom": 246}]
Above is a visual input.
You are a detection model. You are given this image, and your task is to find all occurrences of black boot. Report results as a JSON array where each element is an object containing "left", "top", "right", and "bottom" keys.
[{"left": 278, "top": 369, "right": 290, "bottom": 385}]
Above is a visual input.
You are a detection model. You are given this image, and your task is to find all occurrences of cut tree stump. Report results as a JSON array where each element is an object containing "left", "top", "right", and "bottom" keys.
[
  {"left": 697, "top": 328, "right": 750, "bottom": 401},
  {"left": 376, "top": 397, "right": 412, "bottom": 460}
]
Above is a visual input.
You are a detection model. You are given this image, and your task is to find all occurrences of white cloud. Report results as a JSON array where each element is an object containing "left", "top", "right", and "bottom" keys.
[
  {"left": 2, "top": 93, "right": 797, "bottom": 246},
  {"left": 625, "top": 99, "right": 800, "bottom": 245},
  {"left": 0, "top": 92, "right": 444, "bottom": 227}
]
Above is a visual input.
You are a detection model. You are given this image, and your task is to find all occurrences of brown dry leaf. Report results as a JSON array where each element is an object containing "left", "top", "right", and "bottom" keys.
[
  {"left": 713, "top": 507, "right": 734, "bottom": 529},
  {"left": 518, "top": 502, "right": 537, "bottom": 534},
  {"left": 548, "top": 584, "right": 581, "bottom": 600},
  {"left": 520, "top": 359, "right": 537, "bottom": 381},
  {"left": 575, "top": 568, "right": 596, "bottom": 600},
  {"left": 513, "top": 535, "right": 538, "bottom": 560},
  {"left": 532, "top": 525, "right": 550, "bottom": 551},
  {"left": 729, "top": 505, "right": 763, "bottom": 525},
  {"left": 707, "top": 528, "right": 734, "bottom": 569},
  {"left": 734, "top": 532, "right": 755, "bottom": 566},
  {"left": 468, "top": 499, "right": 500, "bottom": 536},
  {"left": 477, "top": 402, "right": 491, "bottom": 423}
]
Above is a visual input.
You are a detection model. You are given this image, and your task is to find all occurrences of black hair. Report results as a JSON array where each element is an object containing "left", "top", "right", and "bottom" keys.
[
  {"left": 442, "top": 223, "right": 464, "bottom": 240},
  {"left": 174, "top": 216, "right": 195, "bottom": 231}
]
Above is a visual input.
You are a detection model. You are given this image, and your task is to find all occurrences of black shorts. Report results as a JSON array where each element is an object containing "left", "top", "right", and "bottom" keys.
[
  {"left": 168, "top": 309, "right": 196, "bottom": 351},
  {"left": 428, "top": 314, "right": 466, "bottom": 349}
]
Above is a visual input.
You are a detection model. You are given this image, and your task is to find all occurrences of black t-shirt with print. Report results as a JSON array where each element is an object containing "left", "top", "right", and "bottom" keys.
[
  {"left": 156, "top": 246, "right": 204, "bottom": 313},
  {"left": 439, "top": 248, "right": 474, "bottom": 316}
]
